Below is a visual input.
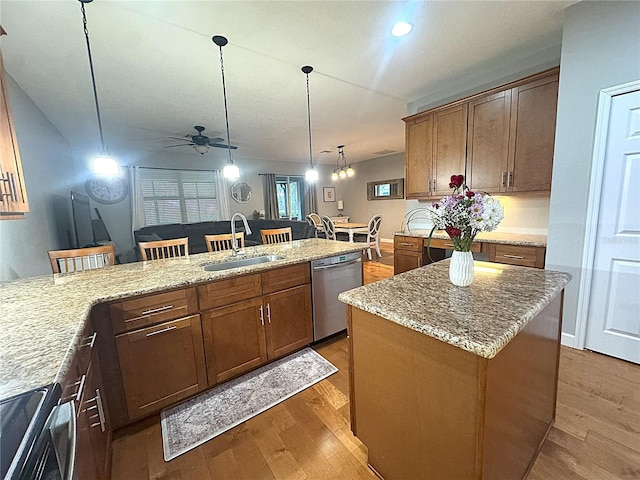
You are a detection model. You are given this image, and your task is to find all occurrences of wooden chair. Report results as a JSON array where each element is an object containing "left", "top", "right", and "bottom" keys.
[
  {"left": 261, "top": 227, "right": 292, "bottom": 245},
  {"left": 48, "top": 245, "right": 116, "bottom": 274},
  {"left": 205, "top": 232, "right": 245, "bottom": 252},
  {"left": 139, "top": 237, "right": 189, "bottom": 260},
  {"left": 321, "top": 215, "right": 336, "bottom": 241},
  {"left": 306, "top": 213, "right": 323, "bottom": 238},
  {"left": 355, "top": 213, "right": 383, "bottom": 260}
]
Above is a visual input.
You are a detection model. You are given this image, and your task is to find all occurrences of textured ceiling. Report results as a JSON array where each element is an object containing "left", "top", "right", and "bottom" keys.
[{"left": 1, "top": 1, "right": 571, "bottom": 166}]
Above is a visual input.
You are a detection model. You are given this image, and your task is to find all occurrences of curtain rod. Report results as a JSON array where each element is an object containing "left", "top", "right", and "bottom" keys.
[{"left": 136, "top": 166, "right": 221, "bottom": 173}]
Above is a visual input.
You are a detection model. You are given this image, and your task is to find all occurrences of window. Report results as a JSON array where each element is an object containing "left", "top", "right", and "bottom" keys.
[
  {"left": 367, "top": 178, "right": 405, "bottom": 200},
  {"left": 140, "top": 168, "right": 219, "bottom": 226},
  {"left": 276, "top": 176, "right": 305, "bottom": 220}
]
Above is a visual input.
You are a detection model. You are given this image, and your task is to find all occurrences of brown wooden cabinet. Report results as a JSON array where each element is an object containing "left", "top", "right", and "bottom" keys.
[
  {"left": 394, "top": 235, "right": 427, "bottom": 274},
  {"left": 403, "top": 68, "right": 559, "bottom": 199},
  {"left": 200, "top": 263, "right": 313, "bottom": 387},
  {"left": 0, "top": 48, "right": 29, "bottom": 219},
  {"left": 114, "top": 314, "right": 207, "bottom": 420},
  {"left": 507, "top": 73, "right": 559, "bottom": 192}
]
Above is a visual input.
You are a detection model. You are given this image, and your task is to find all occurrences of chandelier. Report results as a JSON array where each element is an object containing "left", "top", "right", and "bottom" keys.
[{"left": 331, "top": 145, "right": 354, "bottom": 181}]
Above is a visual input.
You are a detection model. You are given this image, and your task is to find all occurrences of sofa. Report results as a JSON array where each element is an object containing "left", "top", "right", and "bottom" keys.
[{"left": 134, "top": 219, "right": 316, "bottom": 256}]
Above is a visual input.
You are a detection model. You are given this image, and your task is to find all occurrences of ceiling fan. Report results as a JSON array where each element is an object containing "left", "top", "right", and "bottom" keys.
[{"left": 165, "top": 126, "right": 238, "bottom": 155}]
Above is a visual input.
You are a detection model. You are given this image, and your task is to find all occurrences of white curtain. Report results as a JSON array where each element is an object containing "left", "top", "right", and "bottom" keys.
[
  {"left": 129, "top": 166, "right": 146, "bottom": 243},
  {"left": 215, "top": 170, "right": 232, "bottom": 221}
]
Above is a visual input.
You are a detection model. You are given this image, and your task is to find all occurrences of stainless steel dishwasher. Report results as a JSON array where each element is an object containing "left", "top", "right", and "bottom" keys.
[{"left": 311, "top": 251, "right": 363, "bottom": 341}]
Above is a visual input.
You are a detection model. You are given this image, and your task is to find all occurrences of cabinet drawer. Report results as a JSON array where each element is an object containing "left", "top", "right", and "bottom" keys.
[
  {"left": 198, "top": 273, "right": 262, "bottom": 310},
  {"left": 428, "top": 237, "right": 481, "bottom": 253},
  {"left": 262, "top": 263, "right": 310, "bottom": 294},
  {"left": 394, "top": 236, "right": 424, "bottom": 252},
  {"left": 489, "top": 244, "right": 545, "bottom": 268},
  {"left": 110, "top": 288, "right": 198, "bottom": 334}
]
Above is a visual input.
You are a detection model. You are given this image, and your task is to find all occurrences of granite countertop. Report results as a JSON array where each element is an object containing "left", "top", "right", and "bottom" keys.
[
  {"left": 0, "top": 239, "right": 365, "bottom": 399},
  {"left": 339, "top": 260, "right": 570, "bottom": 359},
  {"left": 395, "top": 229, "right": 547, "bottom": 247}
]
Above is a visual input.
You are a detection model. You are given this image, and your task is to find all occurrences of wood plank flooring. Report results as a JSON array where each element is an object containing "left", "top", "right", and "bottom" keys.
[{"left": 110, "top": 248, "right": 640, "bottom": 480}]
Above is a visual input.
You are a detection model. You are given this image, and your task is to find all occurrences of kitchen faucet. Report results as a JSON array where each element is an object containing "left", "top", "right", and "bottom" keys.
[{"left": 230, "top": 212, "right": 252, "bottom": 257}]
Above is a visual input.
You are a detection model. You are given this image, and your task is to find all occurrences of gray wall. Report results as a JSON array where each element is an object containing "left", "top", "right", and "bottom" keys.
[
  {"left": 547, "top": 1, "right": 640, "bottom": 336},
  {"left": 335, "top": 152, "right": 406, "bottom": 241},
  {"left": 0, "top": 75, "right": 79, "bottom": 281}
]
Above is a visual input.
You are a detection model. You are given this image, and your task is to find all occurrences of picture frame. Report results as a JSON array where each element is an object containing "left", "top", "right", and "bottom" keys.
[{"left": 323, "top": 187, "right": 336, "bottom": 202}]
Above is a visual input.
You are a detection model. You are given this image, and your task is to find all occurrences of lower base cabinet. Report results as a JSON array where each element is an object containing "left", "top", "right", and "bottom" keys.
[{"left": 115, "top": 314, "right": 207, "bottom": 420}]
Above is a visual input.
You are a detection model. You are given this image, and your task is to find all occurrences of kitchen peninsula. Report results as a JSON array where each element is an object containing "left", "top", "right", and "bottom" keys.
[{"left": 339, "top": 260, "right": 571, "bottom": 480}]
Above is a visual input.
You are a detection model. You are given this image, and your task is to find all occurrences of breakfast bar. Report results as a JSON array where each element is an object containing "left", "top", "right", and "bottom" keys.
[{"left": 339, "top": 260, "right": 571, "bottom": 480}]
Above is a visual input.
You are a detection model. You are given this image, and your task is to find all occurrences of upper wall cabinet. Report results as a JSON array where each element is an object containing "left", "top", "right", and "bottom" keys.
[
  {"left": 0, "top": 48, "right": 29, "bottom": 219},
  {"left": 403, "top": 68, "right": 559, "bottom": 199}
]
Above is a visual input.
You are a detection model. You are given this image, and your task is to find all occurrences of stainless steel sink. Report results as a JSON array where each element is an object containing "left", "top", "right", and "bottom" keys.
[{"left": 203, "top": 255, "right": 285, "bottom": 272}]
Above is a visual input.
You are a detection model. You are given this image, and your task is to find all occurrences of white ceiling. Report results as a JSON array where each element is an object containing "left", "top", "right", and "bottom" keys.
[{"left": 1, "top": 1, "right": 572, "bottom": 166}]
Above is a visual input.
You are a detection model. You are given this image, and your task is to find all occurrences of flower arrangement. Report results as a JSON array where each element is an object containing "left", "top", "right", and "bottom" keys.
[{"left": 426, "top": 174, "right": 504, "bottom": 251}]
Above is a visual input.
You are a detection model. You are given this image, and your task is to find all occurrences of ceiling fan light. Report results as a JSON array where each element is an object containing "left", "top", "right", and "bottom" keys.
[
  {"left": 338, "top": 169, "right": 347, "bottom": 179},
  {"left": 305, "top": 167, "right": 319, "bottom": 182},
  {"left": 331, "top": 171, "right": 339, "bottom": 181},
  {"left": 346, "top": 166, "right": 355, "bottom": 177},
  {"left": 223, "top": 163, "right": 240, "bottom": 180},
  {"left": 193, "top": 144, "right": 210, "bottom": 155},
  {"left": 92, "top": 155, "right": 119, "bottom": 176}
]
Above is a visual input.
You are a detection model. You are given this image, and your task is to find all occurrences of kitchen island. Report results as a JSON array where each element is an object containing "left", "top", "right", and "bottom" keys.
[{"left": 339, "top": 260, "right": 571, "bottom": 480}]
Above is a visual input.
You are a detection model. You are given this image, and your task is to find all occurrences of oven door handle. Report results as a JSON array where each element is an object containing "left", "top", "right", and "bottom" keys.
[{"left": 47, "top": 400, "right": 77, "bottom": 480}]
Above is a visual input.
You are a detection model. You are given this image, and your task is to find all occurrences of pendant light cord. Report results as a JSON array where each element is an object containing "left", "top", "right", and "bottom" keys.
[
  {"left": 80, "top": 1, "right": 106, "bottom": 154},
  {"left": 305, "top": 72, "right": 314, "bottom": 169},
  {"left": 218, "top": 45, "right": 233, "bottom": 164}
]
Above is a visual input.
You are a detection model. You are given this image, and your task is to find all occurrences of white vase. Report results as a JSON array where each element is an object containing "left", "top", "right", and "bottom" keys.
[{"left": 449, "top": 250, "right": 474, "bottom": 287}]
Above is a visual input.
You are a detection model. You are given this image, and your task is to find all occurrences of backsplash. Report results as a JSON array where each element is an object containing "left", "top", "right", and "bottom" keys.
[{"left": 405, "top": 195, "right": 550, "bottom": 235}]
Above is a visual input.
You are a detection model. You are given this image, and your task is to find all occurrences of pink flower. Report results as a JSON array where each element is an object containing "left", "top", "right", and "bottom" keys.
[
  {"left": 445, "top": 226, "right": 461, "bottom": 238},
  {"left": 466, "top": 190, "right": 475, "bottom": 197},
  {"left": 449, "top": 174, "right": 464, "bottom": 188}
]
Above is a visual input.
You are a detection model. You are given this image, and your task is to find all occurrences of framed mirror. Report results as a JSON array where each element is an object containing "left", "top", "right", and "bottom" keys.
[
  {"left": 231, "top": 182, "right": 252, "bottom": 203},
  {"left": 367, "top": 178, "right": 404, "bottom": 200}
]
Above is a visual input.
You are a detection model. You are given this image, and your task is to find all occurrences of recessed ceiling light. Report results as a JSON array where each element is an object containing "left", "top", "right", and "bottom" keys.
[{"left": 391, "top": 21, "right": 413, "bottom": 37}]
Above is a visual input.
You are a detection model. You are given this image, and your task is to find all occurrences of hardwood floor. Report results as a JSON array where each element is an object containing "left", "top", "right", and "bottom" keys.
[{"left": 110, "top": 248, "right": 640, "bottom": 480}]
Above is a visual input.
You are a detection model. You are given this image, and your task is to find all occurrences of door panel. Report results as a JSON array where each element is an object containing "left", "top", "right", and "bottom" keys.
[
  {"left": 585, "top": 88, "right": 640, "bottom": 364},
  {"left": 264, "top": 284, "right": 313, "bottom": 360}
]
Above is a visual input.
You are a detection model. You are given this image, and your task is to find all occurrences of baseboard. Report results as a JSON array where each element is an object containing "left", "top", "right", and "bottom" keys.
[
  {"left": 380, "top": 237, "right": 394, "bottom": 244},
  {"left": 561, "top": 332, "right": 575, "bottom": 348}
]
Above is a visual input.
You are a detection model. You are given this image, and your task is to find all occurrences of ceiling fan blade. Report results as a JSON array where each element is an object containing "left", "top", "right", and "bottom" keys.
[
  {"left": 210, "top": 143, "right": 238, "bottom": 150},
  {"left": 164, "top": 144, "right": 193, "bottom": 148},
  {"left": 207, "top": 137, "right": 225, "bottom": 144},
  {"left": 168, "top": 136, "right": 193, "bottom": 142}
]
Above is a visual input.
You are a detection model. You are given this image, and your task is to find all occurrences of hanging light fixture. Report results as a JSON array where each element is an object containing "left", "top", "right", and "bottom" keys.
[
  {"left": 302, "top": 66, "right": 318, "bottom": 182},
  {"left": 331, "top": 145, "right": 355, "bottom": 181},
  {"left": 213, "top": 35, "right": 240, "bottom": 180},
  {"left": 78, "top": 0, "right": 118, "bottom": 176}
]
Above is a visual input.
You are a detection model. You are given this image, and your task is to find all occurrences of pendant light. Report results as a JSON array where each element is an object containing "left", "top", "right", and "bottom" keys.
[
  {"left": 79, "top": 0, "right": 118, "bottom": 176},
  {"left": 331, "top": 145, "right": 354, "bottom": 181},
  {"left": 213, "top": 35, "right": 240, "bottom": 180},
  {"left": 302, "top": 66, "right": 318, "bottom": 182}
]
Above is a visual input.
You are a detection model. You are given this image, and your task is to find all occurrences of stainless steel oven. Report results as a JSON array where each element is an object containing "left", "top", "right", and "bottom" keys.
[{"left": 1, "top": 383, "right": 76, "bottom": 480}]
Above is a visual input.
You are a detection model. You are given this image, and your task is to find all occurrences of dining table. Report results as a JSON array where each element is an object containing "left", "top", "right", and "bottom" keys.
[{"left": 334, "top": 222, "right": 368, "bottom": 242}]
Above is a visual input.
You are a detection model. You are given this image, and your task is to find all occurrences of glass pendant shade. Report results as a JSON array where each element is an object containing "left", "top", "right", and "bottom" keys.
[
  {"left": 193, "top": 145, "right": 210, "bottom": 155},
  {"left": 331, "top": 171, "right": 339, "bottom": 181},
  {"left": 223, "top": 163, "right": 240, "bottom": 180},
  {"left": 305, "top": 167, "right": 319, "bottom": 182},
  {"left": 346, "top": 166, "right": 355, "bottom": 177},
  {"left": 339, "top": 169, "right": 346, "bottom": 179},
  {"left": 93, "top": 155, "right": 119, "bottom": 176}
]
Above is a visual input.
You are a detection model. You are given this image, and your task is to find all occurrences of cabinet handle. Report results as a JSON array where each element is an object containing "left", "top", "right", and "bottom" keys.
[
  {"left": 399, "top": 242, "right": 415, "bottom": 247},
  {"left": 259, "top": 305, "right": 264, "bottom": 326},
  {"left": 145, "top": 325, "right": 177, "bottom": 337},
  {"left": 501, "top": 171, "right": 506, "bottom": 187},
  {"left": 266, "top": 303, "right": 271, "bottom": 324},
  {"left": 141, "top": 305, "right": 174, "bottom": 316},
  {"left": 507, "top": 171, "right": 513, "bottom": 188},
  {"left": 501, "top": 254, "right": 525, "bottom": 259},
  {"left": 86, "top": 389, "right": 106, "bottom": 432},
  {"left": 82, "top": 332, "right": 97, "bottom": 348},
  {"left": 1, "top": 173, "right": 18, "bottom": 202},
  {"left": 62, "top": 374, "right": 86, "bottom": 403}
]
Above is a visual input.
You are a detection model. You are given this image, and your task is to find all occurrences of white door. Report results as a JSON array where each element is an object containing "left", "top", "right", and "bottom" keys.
[{"left": 584, "top": 87, "right": 640, "bottom": 364}]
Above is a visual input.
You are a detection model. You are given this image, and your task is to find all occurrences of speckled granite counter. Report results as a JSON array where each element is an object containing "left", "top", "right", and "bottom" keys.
[
  {"left": 0, "top": 239, "right": 365, "bottom": 399},
  {"left": 395, "top": 229, "right": 547, "bottom": 247},
  {"left": 339, "top": 259, "right": 570, "bottom": 358}
]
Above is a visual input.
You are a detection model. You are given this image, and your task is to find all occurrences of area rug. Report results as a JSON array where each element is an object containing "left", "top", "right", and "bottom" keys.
[{"left": 160, "top": 347, "right": 337, "bottom": 461}]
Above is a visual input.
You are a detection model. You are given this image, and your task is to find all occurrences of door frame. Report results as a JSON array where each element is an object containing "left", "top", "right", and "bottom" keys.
[{"left": 574, "top": 79, "right": 640, "bottom": 350}]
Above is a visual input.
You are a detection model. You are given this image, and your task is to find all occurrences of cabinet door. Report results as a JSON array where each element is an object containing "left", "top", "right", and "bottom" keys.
[
  {"left": 433, "top": 104, "right": 468, "bottom": 196},
  {"left": 0, "top": 51, "right": 28, "bottom": 218},
  {"left": 201, "top": 298, "right": 267, "bottom": 385},
  {"left": 405, "top": 115, "right": 433, "bottom": 199},
  {"left": 264, "top": 284, "right": 313, "bottom": 360},
  {"left": 507, "top": 73, "right": 558, "bottom": 192},
  {"left": 394, "top": 250, "right": 424, "bottom": 275},
  {"left": 115, "top": 314, "right": 207, "bottom": 420},
  {"left": 467, "top": 91, "right": 512, "bottom": 193}
]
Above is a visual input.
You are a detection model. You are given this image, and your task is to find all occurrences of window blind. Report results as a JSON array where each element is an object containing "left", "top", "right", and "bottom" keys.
[{"left": 140, "top": 168, "right": 219, "bottom": 226}]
